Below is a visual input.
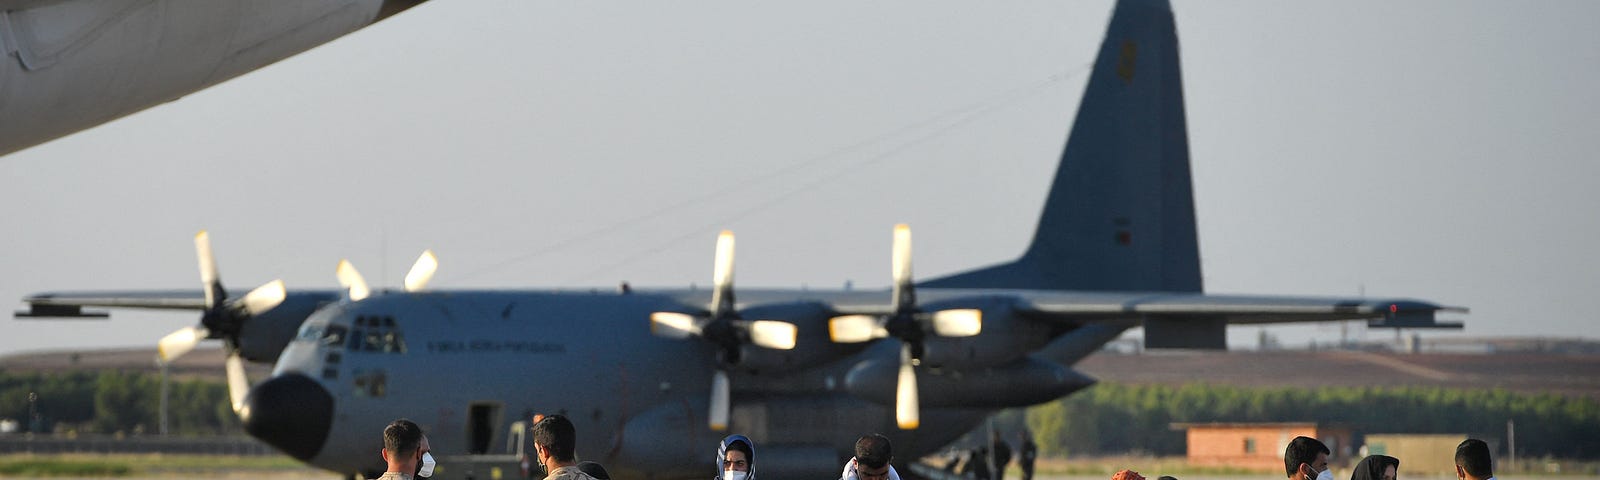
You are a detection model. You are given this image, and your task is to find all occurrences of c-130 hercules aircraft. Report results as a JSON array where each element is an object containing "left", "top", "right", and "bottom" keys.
[{"left": 17, "top": 0, "right": 1464, "bottom": 478}]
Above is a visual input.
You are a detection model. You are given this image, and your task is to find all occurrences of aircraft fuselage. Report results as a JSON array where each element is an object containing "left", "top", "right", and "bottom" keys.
[{"left": 256, "top": 289, "right": 1088, "bottom": 479}]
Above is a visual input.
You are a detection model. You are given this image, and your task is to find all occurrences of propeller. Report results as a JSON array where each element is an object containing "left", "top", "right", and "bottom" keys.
[
  {"left": 648, "top": 231, "right": 798, "bottom": 431},
  {"left": 827, "top": 224, "right": 982, "bottom": 429},
  {"left": 336, "top": 249, "right": 439, "bottom": 301},
  {"left": 155, "top": 231, "right": 287, "bottom": 414}
]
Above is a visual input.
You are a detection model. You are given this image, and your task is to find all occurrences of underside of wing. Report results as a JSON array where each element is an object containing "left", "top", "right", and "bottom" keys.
[{"left": 1008, "top": 291, "right": 1466, "bottom": 349}]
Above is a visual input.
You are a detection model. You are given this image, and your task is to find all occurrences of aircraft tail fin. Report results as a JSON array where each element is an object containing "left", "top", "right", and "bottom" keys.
[{"left": 923, "top": 0, "right": 1201, "bottom": 293}]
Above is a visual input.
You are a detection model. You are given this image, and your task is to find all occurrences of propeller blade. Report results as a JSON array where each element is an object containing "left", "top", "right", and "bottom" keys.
[
  {"left": 709, "top": 369, "right": 731, "bottom": 431},
  {"left": 930, "top": 309, "right": 983, "bottom": 337},
  {"left": 649, "top": 312, "right": 701, "bottom": 339},
  {"left": 890, "top": 224, "right": 914, "bottom": 312},
  {"left": 746, "top": 320, "right": 798, "bottom": 350},
  {"left": 710, "top": 230, "right": 736, "bottom": 316},
  {"left": 157, "top": 326, "right": 208, "bottom": 363},
  {"left": 194, "top": 230, "right": 222, "bottom": 309},
  {"left": 404, "top": 250, "right": 438, "bottom": 292},
  {"left": 241, "top": 280, "right": 287, "bottom": 316},
  {"left": 336, "top": 260, "right": 370, "bottom": 301},
  {"left": 225, "top": 351, "right": 251, "bottom": 415},
  {"left": 895, "top": 343, "right": 919, "bottom": 430},
  {"left": 828, "top": 314, "right": 884, "bottom": 343}
]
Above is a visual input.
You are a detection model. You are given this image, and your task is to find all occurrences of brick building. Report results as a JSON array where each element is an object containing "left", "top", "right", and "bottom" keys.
[{"left": 1171, "top": 422, "right": 1353, "bottom": 472}]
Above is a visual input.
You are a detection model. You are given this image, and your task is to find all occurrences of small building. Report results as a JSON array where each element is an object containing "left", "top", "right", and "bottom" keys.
[
  {"left": 1171, "top": 422, "right": 1353, "bottom": 472},
  {"left": 1363, "top": 434, "right": 1469, "bottom": 475}
]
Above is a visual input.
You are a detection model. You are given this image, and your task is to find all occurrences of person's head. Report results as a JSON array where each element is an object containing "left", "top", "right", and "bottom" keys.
[
  {"left": 718, "top": 434, "right": 755, "bottom": 480},
  {"left": 533, "top": 414, "right": 578, "bottom": 466},
  {"left": 1455, "top": 438, "right": 1493, "bottom": 480},
  {"left": 1283, "top": 436, "right": 1330, "bottom": 480},
  {"left": 382, "top": 419, "right": 425, "bottom": 473},
  {"left": 1110, "top": 470, "right": 1145, "bottom": 480},
  {"left": 1158, "top": 476, "right": 1179, "bottom": 480},
  {"left": 854, "top": 434, "right": 893, "bottom": 480},
  {"left": 1355, "top": 455, "right": 1398, "bottom": 480},
  {"left": 577, "top": 461, "right": 611, "bottom": 480}
]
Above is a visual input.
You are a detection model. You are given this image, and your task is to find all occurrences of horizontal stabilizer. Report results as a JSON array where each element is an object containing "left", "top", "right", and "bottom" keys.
[{"left": 1368, "top": 303, "right": 1466, "bottom": 329}]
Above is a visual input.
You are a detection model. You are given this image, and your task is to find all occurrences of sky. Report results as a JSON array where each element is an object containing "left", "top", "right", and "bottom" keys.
[{"left": 3, "top": 0, "right": 1598, "bottom": 357}]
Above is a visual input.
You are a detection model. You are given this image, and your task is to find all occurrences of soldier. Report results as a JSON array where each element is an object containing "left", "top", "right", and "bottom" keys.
[
  {"left": 374, "top": 419, "right": 435, "bottom": 480},
  {"left": 1018, "top": 430, "right": 1038, "bottom": 480},
  {"left": 531, "top": 415, "right": 599, "bottom": 480}
]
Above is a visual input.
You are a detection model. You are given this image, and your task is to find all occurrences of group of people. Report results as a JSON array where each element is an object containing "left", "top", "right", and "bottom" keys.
[
  {"left": 370, "top": 421, "right": 1501, "bottom": 480},
  {"left": 940, "top": 430, "right": 1039, "bottom": 480},
  {"left": 372, "top": 416, "right": 613, "bottom": 480},
  {"left": 1113, "top": 435, "right": 1500, "bottom": 480},
  {"left": 367, "top": 416, "right": 906, "bottom": 480}
]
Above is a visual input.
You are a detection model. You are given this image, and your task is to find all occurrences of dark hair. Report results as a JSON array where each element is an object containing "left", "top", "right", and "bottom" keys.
[
  {"left": 855, "top": 434, "right": 893, "bottom": 469},
  {"left": 383, "top": 419, "right": 424, "bottom": 458},
  {"left": 1455, "top": 438, "right": 1493, "bottom": 478},
  {"left": 533, "top": 414, "right": 578, "bottom": 462},
  {"left": 577, "top": 461, "right": 611, "bottom": 480},
  {"left": 1282, "top": 436, "right": 1328, "bottom": 478},
  {"left": 727, "top": 439, "right": 752, "bottom": 460},
  {"left": 1158, "top": 477, "right": 1179, "bottom": 480}
]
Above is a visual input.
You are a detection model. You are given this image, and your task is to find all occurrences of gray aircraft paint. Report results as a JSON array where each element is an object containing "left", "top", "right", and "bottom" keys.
[
  {"left": 0, "top": 0, "right": 424, "bottom": 157},
  {"left": 924, "top": 0, "right": 1199, "bottom": 294}
]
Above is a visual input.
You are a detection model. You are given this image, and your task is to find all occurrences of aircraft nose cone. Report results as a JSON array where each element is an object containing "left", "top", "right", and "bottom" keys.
[{"left": 241, "top": 373, "right": 333, "bottom": 461}]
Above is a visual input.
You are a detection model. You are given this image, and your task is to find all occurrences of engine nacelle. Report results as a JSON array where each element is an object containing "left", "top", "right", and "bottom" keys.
[
  {"left": 236, "top": 293, "right": 334, "bottom": 363},
  {"left": 914, "top": 297, "right": 1057, "bottom": 369},
  {"left": 843, "top": 356, "right": 1095, "bottom": 408},
  {"left": 727, "top": 301, "right": 864, "bottom": 374}
]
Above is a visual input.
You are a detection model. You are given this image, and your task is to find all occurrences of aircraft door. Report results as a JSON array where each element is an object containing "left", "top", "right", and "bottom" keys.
[{"left": 467, "top": 402, "right": 503, "bottom": 454}]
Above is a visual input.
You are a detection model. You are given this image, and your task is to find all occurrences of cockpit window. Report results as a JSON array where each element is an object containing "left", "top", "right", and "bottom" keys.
[
  {"left": 347, "top": 316, "right": 405, "bottom": 354},
  {"left": 323, "top": 325, "right": 347, "bottom": 347}
]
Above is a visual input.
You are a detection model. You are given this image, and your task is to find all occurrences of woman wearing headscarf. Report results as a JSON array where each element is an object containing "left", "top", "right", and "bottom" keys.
[
  {"left": 1350, "top": 455, "right": 1399, "bottom": 480},
  {"left": 716, "top": 434, "right": 755, "bottom": 480}
]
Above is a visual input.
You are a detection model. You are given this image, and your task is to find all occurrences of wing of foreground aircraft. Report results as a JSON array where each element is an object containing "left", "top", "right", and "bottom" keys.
[{"left": 0, "top": 0, "right": 428, "bottom": 157}]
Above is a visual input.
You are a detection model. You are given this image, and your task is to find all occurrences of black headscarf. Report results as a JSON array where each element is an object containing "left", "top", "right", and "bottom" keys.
[{"left": 1351, "top": 455, "right": 1400, "bottom": 480}]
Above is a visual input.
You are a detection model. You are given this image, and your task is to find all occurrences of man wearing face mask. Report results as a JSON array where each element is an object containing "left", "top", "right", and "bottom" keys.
[
  {"left": 1283, "top": 436, "right": 1331, "bottom": 480},
  {"left": 532, "top": 414, "right": 600, "bottom": 480},
  {"left": 374, "top": 419, "right": 436, "bottom": 480},
  {"left": 716, "top": 434, "right": 756, "bottom": 480}
]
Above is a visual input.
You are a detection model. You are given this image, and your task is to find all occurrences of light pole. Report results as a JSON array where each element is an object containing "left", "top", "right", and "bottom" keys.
[
  {"left": 27, "top": 392, "right": 38, "bottom": 434},
  {"left": 159, "top": 358, "right": 170, "bottom": 436}
]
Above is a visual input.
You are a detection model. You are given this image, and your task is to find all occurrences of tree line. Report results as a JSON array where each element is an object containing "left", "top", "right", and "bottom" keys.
[
  {"left": 0, "top": 371, "right": 237, "bottom": 435},
  {"left": 4, "top": 369, "right": 1599, "bottom": 460},
  {"left": 1022, "top": 382, "right": 1600, "bottom": 459}
]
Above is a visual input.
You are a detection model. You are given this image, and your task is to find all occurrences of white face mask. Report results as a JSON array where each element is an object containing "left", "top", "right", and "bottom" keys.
[
  {"left": 726, "top": 471, "right": 749, "bottom": 480},
  {"left": 1315, "top": 467, "right": 1333, "bottom": 480},
  {"left": 418, "top": 452, "right": 437, "bottom": 478}
]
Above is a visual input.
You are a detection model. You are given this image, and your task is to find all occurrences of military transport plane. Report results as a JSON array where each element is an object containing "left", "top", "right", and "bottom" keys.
[
  {"left": 16, "top": 0, "right": 1464, "bottom": 479},
  {"left": 0, "top": 0, "right": 426, "bottom": 157}
]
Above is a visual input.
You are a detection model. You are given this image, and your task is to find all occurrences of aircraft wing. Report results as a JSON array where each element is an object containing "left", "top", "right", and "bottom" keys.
[
  {"left": 14, "top": 289, "right": 342, "bottom": 317},
  {"left": 1007, "top": 291, "right": 1465, "bottom": 325},
  {"left": 816, "top": 288, "right": 1465, "bottom": 350},
  {"left": 14, "top": 290, "right": 207, "bottom": 317},
  {"left": 1007, "top": 290, "right": 1465, "bottom": 349}
]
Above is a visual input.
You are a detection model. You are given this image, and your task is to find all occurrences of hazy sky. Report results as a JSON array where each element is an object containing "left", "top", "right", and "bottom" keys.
[{"left": 3, "top": 0, "right": 1597, "bottom": 357}]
